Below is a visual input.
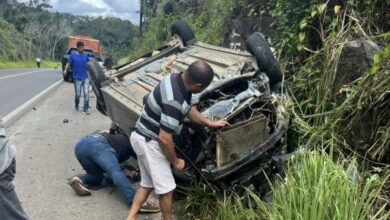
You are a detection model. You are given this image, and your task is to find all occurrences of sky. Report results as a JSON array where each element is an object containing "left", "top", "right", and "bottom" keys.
[{"left": 18, "top": 0, "right": 140, "bottom": 24}]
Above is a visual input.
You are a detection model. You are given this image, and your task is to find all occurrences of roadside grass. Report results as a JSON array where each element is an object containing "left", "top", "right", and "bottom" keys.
[
  {"left": 0, "top": 59, "right": 60, "bottom": 69},
  {"left": 176, "top": 151, "right": 389, "bottom": 220},
  {"left": 261, "top": 152, "right": 388, "bottom": 220}
]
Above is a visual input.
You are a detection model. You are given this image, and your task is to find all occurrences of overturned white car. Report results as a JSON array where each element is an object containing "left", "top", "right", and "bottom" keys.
[{"left": 87, "top": 20, "right": 288, "bottom": 188}]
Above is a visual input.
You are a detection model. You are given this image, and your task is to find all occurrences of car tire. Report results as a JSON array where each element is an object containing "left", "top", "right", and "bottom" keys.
[
  {"left": 246, "top": 32, "right": 282, "bottom": 86},
  {"left": 171, "top": 20, "right": 195, "bottom": 46},
  {"left": 63, "top": 74, "right": 73, "bottom": 83},
  {"left": 87, "top": 60, "right": 107, "bottom": 115}
]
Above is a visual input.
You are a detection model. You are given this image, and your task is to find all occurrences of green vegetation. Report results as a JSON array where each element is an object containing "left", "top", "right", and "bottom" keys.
[
  {"left": 0, "top": 0, "right": 138, "bottom": 64},
  {"left": 0, "top": 18, "right": 34, "bottom": 60},
  {"left": 262, "top": 152, "right": 387, "bottom": 220},
  {"left": 126, "top": 0, "right": 235, "bottom": 60},
  {"left": 0, "top": 59, "right": 59, "bottom": 69},
  {"left": 132, "top": 0, "right": 389, "bottom": 219},
  {"left": 177, "top": 152, "right": 388, "bottom": 219}
]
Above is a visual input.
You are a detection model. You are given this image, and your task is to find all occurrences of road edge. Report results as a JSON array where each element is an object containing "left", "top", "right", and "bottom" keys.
[{"left": 2, "top": 79, "right": 63, "bottom": 127}]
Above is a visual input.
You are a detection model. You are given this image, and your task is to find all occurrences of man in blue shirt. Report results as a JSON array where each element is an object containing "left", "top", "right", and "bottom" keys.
[{"left": 63, "top": 41, "right": 90, "bottom": 114}]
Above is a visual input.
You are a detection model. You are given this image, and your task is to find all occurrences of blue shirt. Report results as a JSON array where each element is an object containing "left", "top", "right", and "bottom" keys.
[{"left": 68, "top": 51, "right": 89, "bottom": 80}]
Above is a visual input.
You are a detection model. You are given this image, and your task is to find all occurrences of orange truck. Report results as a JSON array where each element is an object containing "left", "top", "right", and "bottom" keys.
[
  {"left": 62, "top": 35, "right": 103, "bottom": 82},
  {"left": 67, "top": 35, "right": 102, "bottom": 58}
]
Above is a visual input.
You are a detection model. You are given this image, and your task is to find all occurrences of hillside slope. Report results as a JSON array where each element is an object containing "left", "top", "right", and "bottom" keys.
[{"left": 0, "top": 18, "right": 36, "bottom": 60}]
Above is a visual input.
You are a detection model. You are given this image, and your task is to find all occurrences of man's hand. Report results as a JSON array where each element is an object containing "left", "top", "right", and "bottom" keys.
[
  {"left": 207, "top": 120, "right": 231, "bottom": 128},
  {"left": 63, "top": 62, "right": 70, "bottom": 76},
  {"left": 174, "top": 159, "right": 185, "bottom": 172}
]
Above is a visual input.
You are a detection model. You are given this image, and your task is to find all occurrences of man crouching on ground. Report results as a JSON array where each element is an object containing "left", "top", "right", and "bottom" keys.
[
  {"left": 68, "top": 131, "right": 159, "bottom": 212},
  {"left": 127, "top": 61, "right": 229, "bottom": 220}
]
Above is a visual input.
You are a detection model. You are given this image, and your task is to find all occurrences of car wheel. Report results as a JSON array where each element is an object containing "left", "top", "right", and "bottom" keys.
[
  {"left": 171, "top": 20, "right": 196, "bottom": 46},
  {"left": 63, "top": 74, "right": 72, "bottom": 83},
  {"left": 87, "top": 60, "right": 107, "bottom": 115},
  {"left": 246, "top": 32, "right": 282, "bottom": 87}
]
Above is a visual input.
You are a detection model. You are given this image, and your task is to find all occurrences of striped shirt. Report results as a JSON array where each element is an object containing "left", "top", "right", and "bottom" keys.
[{"left": 135, "top": 73, "right": 192, "bottom": 140}]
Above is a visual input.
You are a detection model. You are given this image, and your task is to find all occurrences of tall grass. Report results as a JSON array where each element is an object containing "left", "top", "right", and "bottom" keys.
[
  {"left": 262, "top": 151, "right": 387, "bottom": 220},
  {"left": 176, "top": 151, "right": 389, "bottom": 220}
]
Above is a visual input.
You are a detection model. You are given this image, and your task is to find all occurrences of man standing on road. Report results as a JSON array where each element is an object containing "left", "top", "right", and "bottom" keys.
[
  {"left": 103, "top": 51, "right": 113, "bottom": 70},
  {"left": 0, "top": 119, "right": 29, "bottom": 220},
  {"left": 127, "top": 61, "right": 229, "bottom": 220},
  {"left": 68, "top": 130, "right": 160, "bottom": 212},
  {"left": 63, "top": 41, "right": 90, "bottom": 115}
]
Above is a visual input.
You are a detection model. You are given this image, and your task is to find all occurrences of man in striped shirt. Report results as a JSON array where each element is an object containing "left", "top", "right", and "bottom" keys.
[{"left": 127, "top": 61, "right": 228, "bottom": 220}]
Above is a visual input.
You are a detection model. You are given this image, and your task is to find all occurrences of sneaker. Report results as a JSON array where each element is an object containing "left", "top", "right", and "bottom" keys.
[
  {"left": 139, "top": 202, "right": 160, "bottom": 213},
  {"left": 68, "top": 176, "right": 91, "bottom": 196},
  {"left": 83, "top": 111, "right": 90, "bottom": 115}
]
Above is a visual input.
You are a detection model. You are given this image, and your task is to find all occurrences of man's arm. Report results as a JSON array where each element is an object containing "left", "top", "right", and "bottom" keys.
[
  {"left": 63, "top": 62, "right": 70, "bottom": 76},
  {"left": 187, "top": 106, "right": 230, "bottom": 128},
  {"left": 158, "top": 128, "right": 185, "bottom": 171}
]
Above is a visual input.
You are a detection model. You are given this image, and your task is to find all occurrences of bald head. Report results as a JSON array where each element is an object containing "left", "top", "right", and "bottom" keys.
[{"left": 185, "top": 61, "right": 214, "bottom": 87}]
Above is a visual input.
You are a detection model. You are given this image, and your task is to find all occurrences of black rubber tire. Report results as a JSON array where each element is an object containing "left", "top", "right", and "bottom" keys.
[
  {"left": 246, "top": 32, "right": 282, "bottom": 86},
  {"left": 63, "top": 73, "right": 73, "bottom": 83},
  {"left": 171, "top": 20, "right": 195, "bottom": 46},
  {"left": 62, "top": 66, "right": 69, "bottom": 82},
  {"left": 87, "top": 60, "right": 107, "bottom": 115}
]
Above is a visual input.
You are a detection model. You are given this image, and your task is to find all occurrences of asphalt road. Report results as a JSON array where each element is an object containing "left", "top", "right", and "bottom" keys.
[
  {"left": 7, "top": 83, "right": 163, "bottom": 220},
  {"left": 0, "top": 68, "right": 62, "bottom": 117}
]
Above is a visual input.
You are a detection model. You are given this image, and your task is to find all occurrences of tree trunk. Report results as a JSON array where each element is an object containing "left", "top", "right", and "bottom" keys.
[
  {"left": 28, "top": 38, "right": 31, "bottom": 59},
  {"left": 139, "top": 0, "right": 144, "bottom": 38},
  {"left": 52, "top": 40, "right": 58, "bottom": 60}
]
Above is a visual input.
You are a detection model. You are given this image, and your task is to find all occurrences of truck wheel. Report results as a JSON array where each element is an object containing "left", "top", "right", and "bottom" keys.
[
  {"left": 246, "top": 32, "right": 282, "bottom": 87},
  {"left": 171, "top": 20, "right": 195, "bottom": 46},
  {"left": 87, "top": 60, "right": 107, "bottom": 115}
]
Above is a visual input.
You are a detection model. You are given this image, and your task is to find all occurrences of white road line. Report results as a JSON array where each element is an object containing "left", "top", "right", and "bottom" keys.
[
  {"left": 0, "top": 70, "right": 47, "bottom": 80},
  {"left": 2, "top": 79, "right": 63, "bottom": 127}
]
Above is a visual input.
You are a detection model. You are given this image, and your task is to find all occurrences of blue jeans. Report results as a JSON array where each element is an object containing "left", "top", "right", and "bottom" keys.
[
  {"left": 73, "top": 78, "right": 89, "bottom": 112},
  {"left": 74, "top": 135, "right": 135, "bottom": 205}
]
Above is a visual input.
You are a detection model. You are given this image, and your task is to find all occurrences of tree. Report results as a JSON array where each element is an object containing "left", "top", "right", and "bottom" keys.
[
  {"left": 28, "top": 0, "right": 51, "bottom": 10},
  {"left": 50, "top": 20, "right": 72, "bottom": 60},
  {"left": 24, "top": 21, "right": 40, "bottom": 58}
]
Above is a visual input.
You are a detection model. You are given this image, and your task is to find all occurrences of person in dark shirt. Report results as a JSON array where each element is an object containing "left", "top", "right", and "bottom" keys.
[
  {"left": 103, "top": 51, "right": 113, "bottom": 70},
  {"left": 68, "top": 131, "right": 159, "bottom": 212}
]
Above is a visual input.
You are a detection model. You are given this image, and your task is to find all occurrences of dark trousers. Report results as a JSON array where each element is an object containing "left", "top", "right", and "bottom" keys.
[
  {"left": 0, "top": 159, "right": 29, "bottom": 220},
  {"left": 36, "top": 62, "right": 40, "bottom": 68},
  {"left": 75, "top": 135, "right": 135, "bottom": 205}
]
